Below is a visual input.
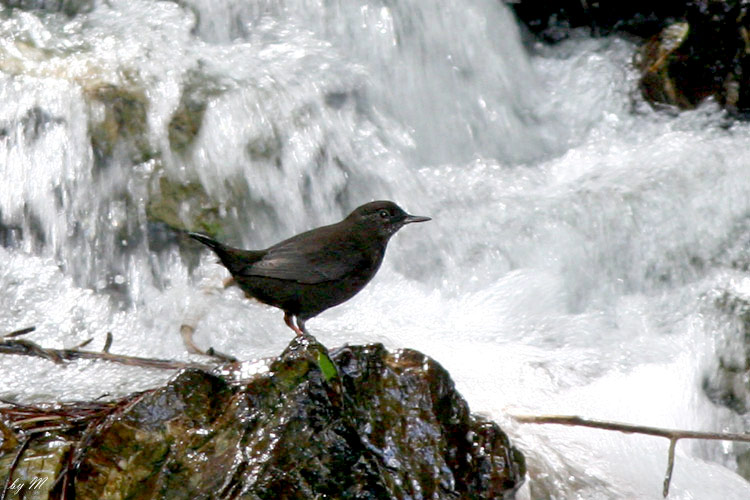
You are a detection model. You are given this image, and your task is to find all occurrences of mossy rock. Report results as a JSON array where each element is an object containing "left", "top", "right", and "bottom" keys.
[
  {"left": 145, "top": 174, "right": 223, "bottom": 236},
  {"left": 703, "top": 289, "right": 750, "bottom": 415},
  {"left": 0, "top": 436, "right": 71, "bottom": 498},
  {"left": 85, "top": 82, "right": 154, "bottom": 166},
  {"left": 167, "top": 69, "right": 227, "bottom": 155},
  {"left": 167, "top": 95, "right": 207, "bottom": 155},
  {"left": 0, "top": 335, "right": 526, "bottom": 499},
  {"left": 635, "top": 22, "right": 692, "bottom": 109},
  {"left": 635, "top": 2, "right": 750, "bottom": 116}
]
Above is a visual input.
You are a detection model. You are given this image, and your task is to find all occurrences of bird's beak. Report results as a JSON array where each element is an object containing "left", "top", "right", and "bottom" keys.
[{"left": 403, "top": 214, "right": 431, "bottom": 224}]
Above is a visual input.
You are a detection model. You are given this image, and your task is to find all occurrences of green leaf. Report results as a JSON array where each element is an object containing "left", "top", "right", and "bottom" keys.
[{"left": 316, "top": 351, "right": 338, "bottom": 381}]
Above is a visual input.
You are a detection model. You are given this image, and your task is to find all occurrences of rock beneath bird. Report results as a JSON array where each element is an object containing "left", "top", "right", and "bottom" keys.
[{"left": 189, "top": 200, "right": 430, "bottom": 335}]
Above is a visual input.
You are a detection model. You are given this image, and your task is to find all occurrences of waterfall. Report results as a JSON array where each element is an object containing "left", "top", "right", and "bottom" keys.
[{"left": 2, "top": 1, "right": 750, "bottom": 498}]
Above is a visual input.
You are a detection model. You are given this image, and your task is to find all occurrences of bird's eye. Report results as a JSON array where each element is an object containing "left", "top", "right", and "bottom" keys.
[{"left": 379, "top": 210, "right": 389, "bottom": 219}]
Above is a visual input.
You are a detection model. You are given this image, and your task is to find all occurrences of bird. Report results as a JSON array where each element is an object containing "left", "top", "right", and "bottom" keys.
[{"left": 188, "top": 200, "right": 430, "bottom": 336}]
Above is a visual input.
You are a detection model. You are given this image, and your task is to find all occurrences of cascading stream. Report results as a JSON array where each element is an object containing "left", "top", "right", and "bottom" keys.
[{"left": 1, "top": 1, "right": 750, "bottom": 498}]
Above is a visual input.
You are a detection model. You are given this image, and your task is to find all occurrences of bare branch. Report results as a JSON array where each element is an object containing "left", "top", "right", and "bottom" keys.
[
  {"left": 0, "top": 337, "right": 213, "bottom": 371},
  {"left": 513, "top": 414, "right": 750, "bottom": 497},
  {"left": 513, "top": 414, "right": 750, "bottom": 442}
]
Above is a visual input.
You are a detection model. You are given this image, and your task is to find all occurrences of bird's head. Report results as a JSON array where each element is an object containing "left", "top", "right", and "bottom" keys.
[{"left": 347, "top": 200, "right": 431, "bottom": 240}]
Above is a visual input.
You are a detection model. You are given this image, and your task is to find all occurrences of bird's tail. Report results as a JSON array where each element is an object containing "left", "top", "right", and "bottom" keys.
[
  {"left": 188, "top": 232, "right": 226, "bottom": 252},
  {"left": 188, "top": 232, "right": 264, "bottom": 274}
]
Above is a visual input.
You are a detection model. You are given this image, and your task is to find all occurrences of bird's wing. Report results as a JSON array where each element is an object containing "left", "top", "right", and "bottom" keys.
[{"left": 242, "top": 225, "right": 366, "bottom": 284}]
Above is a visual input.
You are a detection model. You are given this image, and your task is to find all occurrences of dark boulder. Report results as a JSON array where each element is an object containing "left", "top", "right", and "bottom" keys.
[
  {"left": 509, "top": 1, "right": 750, "bottom": 117},
  {"left": 0, "top": 335, "right": 525, "bottom": 499},
  {"left": 635, "top": 1, "right": 750, "bottom": 116},
  {"left": 507, "top": 0, "right": 686, "bottom": 42}
]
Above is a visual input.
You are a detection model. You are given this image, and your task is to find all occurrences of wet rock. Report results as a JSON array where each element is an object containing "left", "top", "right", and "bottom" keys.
[
  {"left": 167, "top": 69, "right": 227, "bottom": 155},
  {"left": 245, "top": 125, "right": 283, "bottom": 168},
  {"left": 703, "top": 286, "right": 750, "bottom": 481},
  {"left": 0, "top": 335, "right": 526, "bottom": 499},
  {"left": 0, "top": 436, "right": 68, "bottom": 497},
  {"left": 634, "top": 2, "right": 750, "bottom": 115},
  {"left": 332, "top": 344, "right": 525, "bottom": 499},
  {"left": 0, "top": 106, "right": 66, "bottom": 149},
  {"left": 167, "top": 94, "right": 207, "bottom": 156},
  {"left": 635, "top": 22, "right": 693, "bottom": 110},
  {"left": 144, "top": 165, "right": 274, "bottom": 244},
  {"left": 0, "top": 419, "right": 17, "bottom": 451},
  {"left": 737, "top": 448, "right": 750, "bottom": 481},
  {"left": 703, "top": 289, "right": 750, "bottom": 414},
  {"left": 512, "top": 1, "right": 750, "bottom": 117},
  {"left": 85, "top": 83, "right": 154, "bottom": 167},
  {"left": 145, "top": 173, "right": 223, "bottom": 236},
  {"left": 20, "top": 106, "right": 66, "bottom": 142},
  {"left": 508, "top": 1, "right": 685, "bottom": 42}
]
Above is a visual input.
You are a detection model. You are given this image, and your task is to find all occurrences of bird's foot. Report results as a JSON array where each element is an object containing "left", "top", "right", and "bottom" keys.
[{"left": 284, "top": 313, "right": 305, "bottom": 336}]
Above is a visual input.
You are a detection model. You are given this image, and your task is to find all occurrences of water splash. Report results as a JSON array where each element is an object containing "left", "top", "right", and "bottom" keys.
[{"left": 1, "top": 1, "right": 750, "bottom": 498}]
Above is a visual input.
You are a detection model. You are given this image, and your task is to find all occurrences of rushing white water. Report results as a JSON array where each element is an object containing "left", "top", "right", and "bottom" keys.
[{"left": 2, "top": 1, "right": 750, "bottom": 498}]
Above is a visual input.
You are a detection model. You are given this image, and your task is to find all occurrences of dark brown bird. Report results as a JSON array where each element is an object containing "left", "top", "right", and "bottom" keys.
[{"left": 189, "top": 201, "right": 430, "bottom": 335}]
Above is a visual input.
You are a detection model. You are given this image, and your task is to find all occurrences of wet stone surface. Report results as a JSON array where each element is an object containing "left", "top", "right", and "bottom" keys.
[{"left": 0, "top": 334, "right": 525, "bottom": 499}]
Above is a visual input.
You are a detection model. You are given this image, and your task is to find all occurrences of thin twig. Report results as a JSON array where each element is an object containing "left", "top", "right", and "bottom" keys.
[
  {"left": 73, "top": 338, "right": 94, "bottom": 349},
  {"left": 1, "top": 326, "right": 35, "bottom": 339},
  {"left": 513, "top": 414, "right": 750, "bottom": 497},
  {"left": 0, "top": 337, "right": 213, "bottom": 371},
  {"left": 513, "top": 414, "right": 750, "bottom": 442},
  {"left": 0, "top": 399, "right": 38, "bottom": 409},
  {"left": 1, "top": 436, "right": 31, "bottom": 500},
  {"left": 180, "top": 324, "right": 237, "bottom": 362},
  {"left": 663, "top": 438, "right": 677, "bottom": 497},
  {"left": 205, "top": 347, "right": 237, "bottom": 363},
  {"left": 24, "top": 425, "right": 71, "bottom": 434},
  {"left": 102, "top": 332, "right": 113, "bottom": 353},
  {"left": 60, "top": 468, "right": 69, "bottom": 500},
  {"left": 13, "top": 415, "right": 66, "bottom": 426}
]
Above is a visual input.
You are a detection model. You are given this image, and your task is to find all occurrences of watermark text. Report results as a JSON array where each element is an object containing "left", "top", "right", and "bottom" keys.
[{"left": 6, "top": 476, "right": 48, "bottom": 496}]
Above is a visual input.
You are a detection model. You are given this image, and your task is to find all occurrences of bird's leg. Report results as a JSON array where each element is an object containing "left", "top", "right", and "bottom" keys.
[
  {"left": 284, "top": 312, "right": 304, "bottom": 336},
  {"left": 296, "top": 318, "right": 308, "bottom": 335}
]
